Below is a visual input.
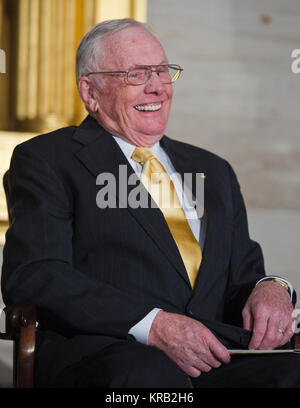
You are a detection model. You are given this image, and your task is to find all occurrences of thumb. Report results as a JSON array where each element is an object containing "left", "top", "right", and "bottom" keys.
[{"left": 242, "top": 306, "right": 253, "bottom": 331}]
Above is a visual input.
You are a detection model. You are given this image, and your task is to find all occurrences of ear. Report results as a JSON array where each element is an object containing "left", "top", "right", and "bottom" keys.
[{"left": 78, "top": 77, "right": 100, "bottom": 113}]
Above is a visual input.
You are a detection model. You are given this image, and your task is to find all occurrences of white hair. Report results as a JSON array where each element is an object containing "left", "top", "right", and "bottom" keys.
[{"left": 76, "top": 18, "right": 151, "bottom": 83}]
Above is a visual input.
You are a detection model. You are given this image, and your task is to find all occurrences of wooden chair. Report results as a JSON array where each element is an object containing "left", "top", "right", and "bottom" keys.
[
  {"left": 0, "top": 305, "right": 36, "bottom": 388},
  {"left": 1, "top": 172, "right": 36, "bottom": 387}
]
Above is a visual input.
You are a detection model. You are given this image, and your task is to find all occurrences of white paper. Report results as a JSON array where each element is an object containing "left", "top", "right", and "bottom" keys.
[{"left": 228, "top": 349, "right": 300, "bottom": 355}]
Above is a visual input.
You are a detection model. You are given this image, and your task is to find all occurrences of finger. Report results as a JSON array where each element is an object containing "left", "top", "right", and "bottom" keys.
[
  {"left": 259, "top": 317, "right": 283, "bottom": 349},
  {"left": 183, "top": 365, "right": 201, "bottom": 378},
  {"left": 196, "top": 350, "right": 222, "bottom": 369},
  {"left": 248, "top": 314, "right": 268, "bottom": 349},
  {"left": 259, "top": 313, "right": 292, "bottom": 349},
  {"left": 175, "top": 356, "right": 202, "bottom": 378},
  {"left": 242, "top": 306, "right": 253, "bottom": 331},
  {"left": 195, "top": 360, "right": 213, "bottom": 373},
  {"left": 278, "top": 319, "right": 295, "bottom": 347},
  {"left": 279, "top": 329, "right": 294, "bottom": 348},
  {"left": 209, "top": 338, "right": 231, "bottom": 364}
]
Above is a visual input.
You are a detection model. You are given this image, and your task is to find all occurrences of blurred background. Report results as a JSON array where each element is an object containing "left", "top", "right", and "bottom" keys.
[{"left": 0, "top": 0, "right": 299, "bottom": 387}]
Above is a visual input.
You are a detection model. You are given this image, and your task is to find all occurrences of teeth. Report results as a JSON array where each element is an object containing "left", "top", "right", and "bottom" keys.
[{"left": 135, "top": 103, "right": 162, "bottom": 111}]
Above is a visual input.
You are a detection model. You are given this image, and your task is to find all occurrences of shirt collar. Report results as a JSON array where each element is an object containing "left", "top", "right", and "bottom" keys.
[{"left": 113, "top": 136, "right": 161, "bottom": 162}]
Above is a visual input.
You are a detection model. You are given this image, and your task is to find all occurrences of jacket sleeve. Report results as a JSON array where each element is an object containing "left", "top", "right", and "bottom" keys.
[
  {"left": 223, "top": 162, "right": 266, "bottom": 325},
  {"left": 1, "top": 143, "right": 154, "bottom": 338}
]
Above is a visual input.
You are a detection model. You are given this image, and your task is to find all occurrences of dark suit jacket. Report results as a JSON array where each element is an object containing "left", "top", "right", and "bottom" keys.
[{"left": 1, "top": 115, "right": 266, "bottom": 385}]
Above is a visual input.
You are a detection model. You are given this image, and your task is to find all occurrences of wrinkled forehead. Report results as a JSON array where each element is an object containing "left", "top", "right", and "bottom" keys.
[{"left": 99, "top": 26, "right": 168, "bottom": 70}]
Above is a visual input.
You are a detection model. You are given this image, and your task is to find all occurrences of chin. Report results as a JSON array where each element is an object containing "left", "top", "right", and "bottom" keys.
[
  {"left": 142, "top": 124, "right": 167, "bottom": 137},
  {"left": 136, "top": 133, "right": 164, "bottom": 147}
]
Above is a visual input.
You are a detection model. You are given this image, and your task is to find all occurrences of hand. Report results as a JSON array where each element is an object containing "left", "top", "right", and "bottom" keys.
[
  {"left": 148, "top": 311, "right": 230, "bottom": 378},
  {"left": 242, "top": 281, "right": 294, "bottom": 350}
]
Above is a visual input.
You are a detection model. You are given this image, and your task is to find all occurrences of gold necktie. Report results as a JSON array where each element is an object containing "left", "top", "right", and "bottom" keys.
[{"left": 131, "top": 147, "right": 202, "bottom": 288}]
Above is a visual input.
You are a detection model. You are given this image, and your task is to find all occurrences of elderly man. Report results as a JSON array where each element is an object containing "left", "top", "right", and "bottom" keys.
[{"left": 1, "top": 18, "right": 299, "bottom": 388}]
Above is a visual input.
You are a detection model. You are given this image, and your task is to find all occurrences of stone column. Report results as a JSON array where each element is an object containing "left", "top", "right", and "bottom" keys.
[
  {"left": 4, "top": 0, "right": 147, "bottom": 133},
  {"left": 0, "top": 0, "right": 147, "bottom": 244}
]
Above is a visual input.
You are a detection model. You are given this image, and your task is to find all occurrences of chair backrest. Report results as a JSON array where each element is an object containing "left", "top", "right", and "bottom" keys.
[
  {"left": 1, "top": 171, "right": 36, "bottom": 387},
  {"left": 3, "top": 170, "right": 12, "bottom": 225},
  {"left": 0, "top": 305, "right": 36, "bottom": 388}
]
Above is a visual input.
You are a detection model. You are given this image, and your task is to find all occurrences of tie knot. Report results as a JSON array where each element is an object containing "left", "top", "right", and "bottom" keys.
[{"left": 131, "top": 147, "right": 156, "bottom": 165}]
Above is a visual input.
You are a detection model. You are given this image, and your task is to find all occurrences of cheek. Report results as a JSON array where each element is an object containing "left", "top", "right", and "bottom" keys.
[
  {"left": 167, "top": 87, "right": 173, "bottom": 107},
  {"left": 121, "top": 92, "right": 142, "bottom": 119},
  {"left": 115, "top": 88, "right": 137, "bottom": 116},
  {"left": 100, "top": 82, "right": 129, "bottom": 115}
]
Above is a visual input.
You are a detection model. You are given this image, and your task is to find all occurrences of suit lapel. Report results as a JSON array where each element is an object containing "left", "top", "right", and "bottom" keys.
[{"left": 72, "top": 117, "right": 190, "bottom": 286}]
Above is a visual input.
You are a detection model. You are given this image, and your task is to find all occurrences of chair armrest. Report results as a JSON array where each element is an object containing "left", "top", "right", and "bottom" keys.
[
  {"left": 292, "top": 332, "right": 300, "bottom": 350},
  {"left": 0, "top": 305, "right": 36, "bottom": 387}
]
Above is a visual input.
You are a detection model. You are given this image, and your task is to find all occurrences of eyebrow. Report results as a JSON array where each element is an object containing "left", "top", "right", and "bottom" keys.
[{"left": 130, "top": 60, "right": 169, "bottom": 69}]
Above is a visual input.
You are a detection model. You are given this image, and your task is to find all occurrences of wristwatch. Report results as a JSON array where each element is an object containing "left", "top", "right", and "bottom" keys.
[
  {"left": 256, "top": 277, "right": 296, "bottom": 304},
  {"left": 271, "top": 278, "right": 290, "bottom": 293}
]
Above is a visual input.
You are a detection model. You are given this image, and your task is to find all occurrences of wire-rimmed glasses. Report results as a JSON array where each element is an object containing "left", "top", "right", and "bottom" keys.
[{"left": 85, "top": 64, "right": 183, "bottom": 85}]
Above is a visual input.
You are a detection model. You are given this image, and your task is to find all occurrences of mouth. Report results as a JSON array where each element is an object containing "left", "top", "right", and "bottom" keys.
[{"left": 134, "top": 102, "right": 162, "bottom": 112}]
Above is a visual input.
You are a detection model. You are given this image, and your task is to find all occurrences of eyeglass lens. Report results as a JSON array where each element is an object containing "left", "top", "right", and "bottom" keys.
[{"left": 127, "top": 66, "right": 179, "bottom": 85}]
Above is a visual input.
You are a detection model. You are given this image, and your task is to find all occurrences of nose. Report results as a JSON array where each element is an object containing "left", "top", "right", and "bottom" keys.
[{"left": 144, "top": 71, "right": 167, "bottom": 95}]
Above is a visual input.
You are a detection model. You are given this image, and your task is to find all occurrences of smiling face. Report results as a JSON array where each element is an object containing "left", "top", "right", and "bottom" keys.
[{"left": 79, "top": 25, "right": 173, "bottom": 147}]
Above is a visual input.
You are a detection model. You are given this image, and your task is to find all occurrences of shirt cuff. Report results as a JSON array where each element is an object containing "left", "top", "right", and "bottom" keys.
[
  {"left": 256, "top": 276, "right": 294, "bottom": 302},
  {"left": 128, "top": 308, "right": 162, "bottom": 345}
]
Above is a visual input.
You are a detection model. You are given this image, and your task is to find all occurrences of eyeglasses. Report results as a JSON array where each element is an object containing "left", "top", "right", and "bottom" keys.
[{"left": 85, "top": 64, "right": 183, "bottom": 85}]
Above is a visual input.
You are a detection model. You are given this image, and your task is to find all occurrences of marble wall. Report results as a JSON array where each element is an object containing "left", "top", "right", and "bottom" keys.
[
  {"left": 147, "top": 0, "right": 300, "bottom": 300},
  {"left": 148, "top": 0, "right": 300, "bottom": 210}
]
